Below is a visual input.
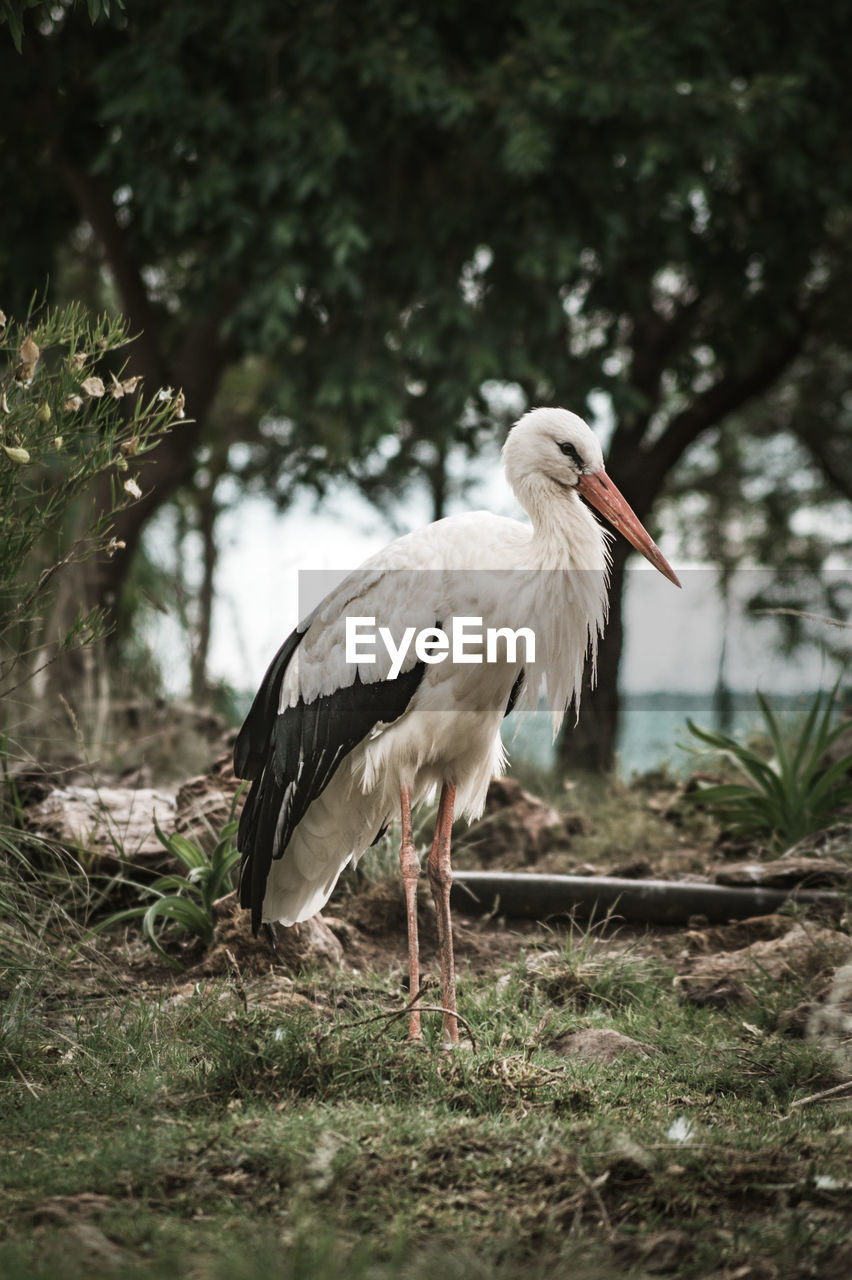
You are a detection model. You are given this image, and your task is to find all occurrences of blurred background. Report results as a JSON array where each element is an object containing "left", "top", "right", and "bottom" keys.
[{"left": 3, "top": 0, "right": 852, "bottom": 780}]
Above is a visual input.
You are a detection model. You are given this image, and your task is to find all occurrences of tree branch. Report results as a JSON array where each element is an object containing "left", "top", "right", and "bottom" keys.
[
  {"left": 629, "top": 296, "right": 702, "bottom": 412},
  {"left": 624, "top": 324, "right": 806, "bottom": 518},
  {"left": 173, "top": 281, "right": 242, "bottom": 425},
  {"left": 788, "top": 421, "right": 852, "bottom": 504},
  {"left": 59, "top": 161, "right": 166, "bottom": 391}
]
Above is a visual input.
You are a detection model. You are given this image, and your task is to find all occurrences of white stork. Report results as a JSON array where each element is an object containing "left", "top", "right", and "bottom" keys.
[{"left": 234, "top": 407, "right": 680, "bottom": 1048}]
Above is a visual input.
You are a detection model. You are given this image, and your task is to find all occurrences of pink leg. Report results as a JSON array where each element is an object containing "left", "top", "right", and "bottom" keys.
[
  {"left": 427, "top": 781, "right": 458, "bottom": 1049},
  {"left": 398, "top": 784, "right": 423, "bottom": 1043}
]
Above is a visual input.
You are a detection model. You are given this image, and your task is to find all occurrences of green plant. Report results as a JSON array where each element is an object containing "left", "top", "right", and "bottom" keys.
[
  {"left": 684, "top": 684, "right": 852, "bottom": 848},
  {"left": 0, "top": 300, "right": 184, "bottom": 701},
  {"left": 96, "top": 807, "right": 242, "bottom": 966}
]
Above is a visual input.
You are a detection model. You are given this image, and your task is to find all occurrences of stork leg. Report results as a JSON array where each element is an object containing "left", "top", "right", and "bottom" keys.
[
  {"left": 398, "top": 784, "right": 423, "bottom": 1043},
  {"left": 427, "top": 781, "right": 458, "bottom": 1050}
]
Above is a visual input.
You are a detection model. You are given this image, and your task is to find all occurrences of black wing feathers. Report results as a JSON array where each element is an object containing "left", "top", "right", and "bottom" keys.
[
  {"left": 504, "top": 667, "right": 525, "bottom": 717},
  {"left": 234, "top": 625, "right": 306, "bottom": 779},
  {"left": 236, "top": 655, "right": 426, "bottom": 934}
]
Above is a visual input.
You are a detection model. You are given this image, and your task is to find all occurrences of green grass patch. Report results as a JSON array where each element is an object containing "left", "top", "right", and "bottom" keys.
[{"left": 2, "top": 929, "right": 850, "bottom": 1279}]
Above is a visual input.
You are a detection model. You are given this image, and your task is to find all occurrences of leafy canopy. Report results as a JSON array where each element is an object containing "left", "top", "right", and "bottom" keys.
[
  {"left": 3, "top": 1, "right": 852, "bottom": 764},
  {"left": 5, "top": 0, "right": 852, "bottom": 484}
]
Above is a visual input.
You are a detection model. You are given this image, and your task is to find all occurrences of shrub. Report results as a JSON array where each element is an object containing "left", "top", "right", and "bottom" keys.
[
  {"left": 685, "top": 684, "right": 852, "bottom": 849},
  {"left": 0, "top": 300, "right": 183, "bottom": 702}
]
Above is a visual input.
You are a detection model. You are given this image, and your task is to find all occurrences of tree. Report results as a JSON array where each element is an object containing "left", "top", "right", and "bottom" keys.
[
  {"left": 0, "top": 0, "right": 118, "bottom": 51},
  {"left": 3, "top": 1, "right": 852, "bottom": 763}
]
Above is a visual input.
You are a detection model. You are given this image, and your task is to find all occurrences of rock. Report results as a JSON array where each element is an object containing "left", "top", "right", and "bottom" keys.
[
  {"left": 28, "top": 784, "right": 177, "bottom": 864},
  {"left": 679, "top": 923, "right": 852, "bottom": 1006},
  {"left": 195, "top": 891, "right": 344, "bottom": 976},
  {"left": 609, "top": 857, "right": 655, "bottom": 879},
  {"left": 714, "top": 857, "right": 851, "bottom": 889},
  {"left": 550, "top": 1027, "right": 655, "bottom": 1063},
  {"left": 62, "top": 1223, "right": 127, "bottom": 1269},
  {"left": 680, "top": 915, "right": 799, "bottom": 955},
  {"left": 460, "top": 777, "right": 585, "bottom": 868},
  {"left": 173, "top": 750, "right": 243, "bottom": 852}
]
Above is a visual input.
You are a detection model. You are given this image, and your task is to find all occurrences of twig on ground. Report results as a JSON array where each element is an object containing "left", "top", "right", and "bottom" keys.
[
  {"left": 3, "top": 1048, "right": 40, "bottom": 1098},
  {"left": 321, "top": 984, "right": 477, "bottom": 1051},
  {"left": 374, "top": 1004, "right": 478, "bottom": 1052},
  {"left": 576, "top": 1164, "right": 613, "bottom": 1239},
  {"left": 224, "top": 947, "right": 248, "bottom": 1012},
  {"left": 788, "top": 1079, "right": 852, "bottom": 1112},
  {"left": 321, "top": 986, "right": 433, "bottom": 1041}
]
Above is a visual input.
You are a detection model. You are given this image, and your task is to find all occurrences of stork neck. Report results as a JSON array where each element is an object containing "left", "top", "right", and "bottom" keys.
[{"left": 517, "top": 475, "right": 608, "bottom": 571}]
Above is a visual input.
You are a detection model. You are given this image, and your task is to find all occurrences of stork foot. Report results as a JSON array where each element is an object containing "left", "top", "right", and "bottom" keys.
[{"left": 439, "top": 1036, "right": 473, "bottom": 1053}]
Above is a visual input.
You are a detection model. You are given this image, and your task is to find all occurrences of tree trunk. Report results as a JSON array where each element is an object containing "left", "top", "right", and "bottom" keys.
[
  {"left": 556, "top": 542, "right": 628, "bottom": 774},
  {"left": 190, "top": 486, "right": 218, "bottom": 702},
  {"left": 554, "top": 322, "right": 805, "bottom": 772}
]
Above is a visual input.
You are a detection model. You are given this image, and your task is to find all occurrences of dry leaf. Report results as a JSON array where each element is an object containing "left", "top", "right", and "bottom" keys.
[
  {"left": 81, "top": 376, "right": 105, "bottom": 398},
  {"left": 15, "top": 334, "right": 40, "bottom": 382},
  {"left": 123, "top": 477, "right": 142, "bottom": 499},
  {"left": 20, "top": 334, "right": 39, "bottom": 365},
  {"left": 119, "top": 436, "right": 139, "bottom": 457}
]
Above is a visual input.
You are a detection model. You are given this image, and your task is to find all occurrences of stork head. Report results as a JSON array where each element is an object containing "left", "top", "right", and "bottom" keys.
[{"left": 503, "top": 407, "right": 680, "bottom": 586}]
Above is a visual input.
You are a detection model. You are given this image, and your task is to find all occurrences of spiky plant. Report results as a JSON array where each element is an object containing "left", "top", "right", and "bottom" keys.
[{"left": 685, "top": 684, "right": 852, "bottom": 849}]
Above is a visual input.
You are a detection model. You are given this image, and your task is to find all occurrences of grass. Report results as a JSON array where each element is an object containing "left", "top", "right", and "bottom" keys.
[
  {"left": 1, "top": 921, "right": 850, "bottom": 1279},
  {"left": 2, "top": 757, "right": 850, "bottom": 1278}
]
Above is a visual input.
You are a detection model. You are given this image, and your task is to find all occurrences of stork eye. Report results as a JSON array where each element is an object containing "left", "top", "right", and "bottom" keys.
[{"left": 558, "top": 441, "right": 583, "bottom": 467}]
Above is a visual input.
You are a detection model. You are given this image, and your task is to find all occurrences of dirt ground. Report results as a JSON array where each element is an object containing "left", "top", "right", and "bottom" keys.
[{"left": 20, "top": 751, "right": 852, "bottom": 1071}]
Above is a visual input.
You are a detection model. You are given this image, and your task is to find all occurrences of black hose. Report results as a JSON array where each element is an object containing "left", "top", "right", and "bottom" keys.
[{"left": 451, "top": 871, "right": 840, "bottom": 926}]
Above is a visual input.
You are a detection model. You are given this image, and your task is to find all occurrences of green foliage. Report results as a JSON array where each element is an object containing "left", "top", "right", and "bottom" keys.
[
  {"left": 5, "top": 1, "right": 852, "bottom": 486},
  {"left": 4, "top": 1, "right": 852, "bottom": 754},
  {"left": 0, "top": 0, "right": 120, "bottom": 51},
  {"left": 685, "top": 685, "right": 852, "bottom": 848},
  {"left": 97, "top": 810, "right": 241, "bottom": 965},
  {"left": 0, "top": 825, "right": 92, "bottom": 1037},
  {"left": 0, "top": 302, "right": 183, "bottom": 699}
]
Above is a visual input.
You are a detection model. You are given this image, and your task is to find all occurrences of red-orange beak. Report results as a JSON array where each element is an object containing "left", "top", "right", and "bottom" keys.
[{"left": 576, "top": 469, "right": 681, "bottom": 588}]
